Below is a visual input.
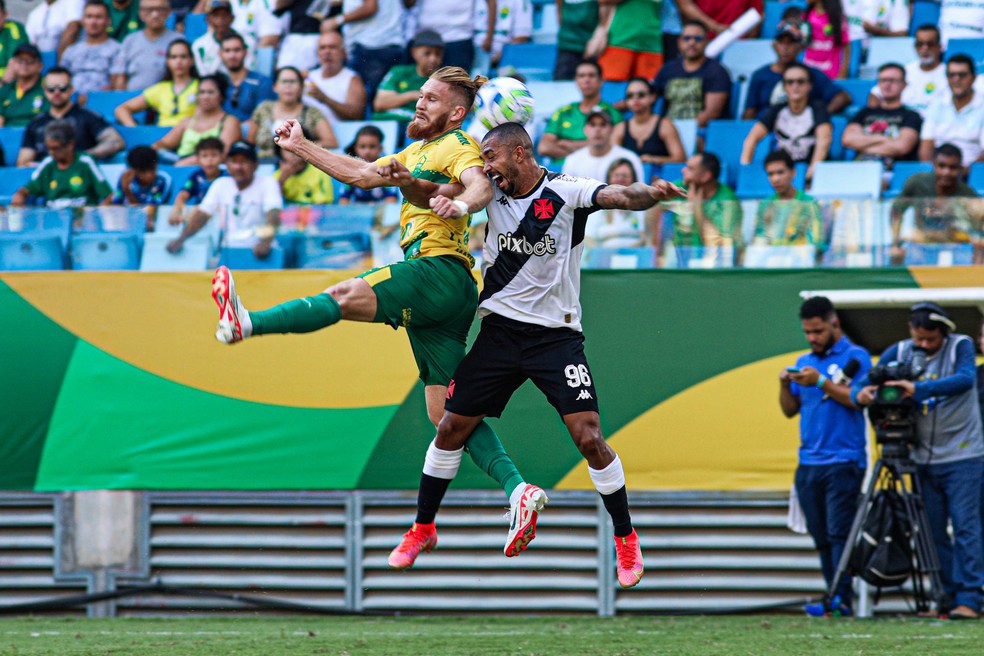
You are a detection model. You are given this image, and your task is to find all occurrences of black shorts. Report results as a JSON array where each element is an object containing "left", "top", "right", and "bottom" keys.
[{"left": 444, "top": 314, "right": 600, "bottom": 418}]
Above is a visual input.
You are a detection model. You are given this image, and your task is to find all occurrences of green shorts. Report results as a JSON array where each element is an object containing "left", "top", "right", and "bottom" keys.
[{"left": 359, "top": 255, "right": 478, "bottom": 386}]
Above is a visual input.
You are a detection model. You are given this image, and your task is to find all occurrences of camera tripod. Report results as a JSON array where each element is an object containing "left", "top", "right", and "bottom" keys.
[{"left": 824, "top": 442, "right": 944, "bottom": 615}]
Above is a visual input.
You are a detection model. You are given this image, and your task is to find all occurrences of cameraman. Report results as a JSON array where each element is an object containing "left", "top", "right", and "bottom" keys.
[
  {"left": 853, "top": 303, "right": 984, "bottom": 620},
  {"left": 780, "top": 296, "right": 872, "bottom": 617}
]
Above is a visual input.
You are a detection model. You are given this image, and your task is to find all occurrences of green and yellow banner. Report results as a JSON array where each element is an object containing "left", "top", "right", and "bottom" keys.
[{"left": 2, "top": 268, "right": 978, "bottom": 492}]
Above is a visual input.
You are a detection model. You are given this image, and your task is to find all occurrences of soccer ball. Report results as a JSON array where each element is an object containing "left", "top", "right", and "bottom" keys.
[{"left": 473, "top": 77, "right": 535, "bottom": 131}]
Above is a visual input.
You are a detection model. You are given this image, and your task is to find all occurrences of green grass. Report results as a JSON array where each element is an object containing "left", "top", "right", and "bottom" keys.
[{"left": 0, "top": 616, "right": 982, "bottom": 656}]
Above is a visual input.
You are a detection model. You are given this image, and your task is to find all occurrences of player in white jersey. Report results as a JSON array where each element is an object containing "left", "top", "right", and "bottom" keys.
[{"left": 386, "top": 122, "right": 684, "bottom": 588}]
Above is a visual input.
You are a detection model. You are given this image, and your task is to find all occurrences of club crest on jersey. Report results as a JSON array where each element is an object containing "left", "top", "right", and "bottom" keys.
[
  {"left": 533, "top": 199, "right": 556, "bottom": 219},
  {"left": 498, "top": 232, "right": 557, "bottom": 256}
]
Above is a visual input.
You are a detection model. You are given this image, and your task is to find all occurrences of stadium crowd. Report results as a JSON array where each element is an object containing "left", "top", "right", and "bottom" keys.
[{"left": 1, "top": 0, "right": 984, "bottom": 269}]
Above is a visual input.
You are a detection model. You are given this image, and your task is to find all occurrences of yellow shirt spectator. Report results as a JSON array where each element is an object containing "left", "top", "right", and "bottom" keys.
[
  {"left": 143, "top": 79, "right": 199, "bottom": 128},
  {"left": 274, "top": 163, "right": 334, "bottom": 205}
]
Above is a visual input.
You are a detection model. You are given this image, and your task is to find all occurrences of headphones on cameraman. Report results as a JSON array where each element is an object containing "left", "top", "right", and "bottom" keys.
[{"left": 909, "top": 302, "right": 956, "bottom": 334}]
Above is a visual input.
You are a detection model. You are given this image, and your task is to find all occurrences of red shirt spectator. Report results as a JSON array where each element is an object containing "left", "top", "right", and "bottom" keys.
[{"left": 678, "top": 0, "right": 763, "bottom": 38}]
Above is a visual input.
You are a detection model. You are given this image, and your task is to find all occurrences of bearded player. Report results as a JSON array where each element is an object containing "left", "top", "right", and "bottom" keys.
[{"left": 211, "top": 67, "right": 548, "bottom": 560}]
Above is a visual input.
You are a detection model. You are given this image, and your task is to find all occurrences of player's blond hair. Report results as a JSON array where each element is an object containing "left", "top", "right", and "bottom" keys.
[{"left": 430, "top": 66, "right": 488, "bottom": 111}]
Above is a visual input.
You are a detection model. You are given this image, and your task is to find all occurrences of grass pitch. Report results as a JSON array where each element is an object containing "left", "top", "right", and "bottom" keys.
[{"left": 0, "top": 615, "right": 982, "bottom": 656}]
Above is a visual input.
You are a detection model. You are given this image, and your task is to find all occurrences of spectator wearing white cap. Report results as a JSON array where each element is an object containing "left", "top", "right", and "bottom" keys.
[
  {"left": 372, "top": 29, "right": 444, "bottom": 122},
  {"left": 561, "top": 106, "right": 645, "bottom": 182},
  {"left": 192, "top": 0, "right": 237, "bottom": 75}
]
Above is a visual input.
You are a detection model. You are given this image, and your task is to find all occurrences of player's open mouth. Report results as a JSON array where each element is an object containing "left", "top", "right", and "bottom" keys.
[{"left": 488, "top": 172, "right": 507, "bottom": 189}]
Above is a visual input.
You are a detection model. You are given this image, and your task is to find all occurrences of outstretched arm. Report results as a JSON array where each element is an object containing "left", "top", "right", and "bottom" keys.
[
  {"left": 596, "top": 180, "right": 686, "bottom": 210},
  {"left": 428, "top": 167, "right": 493, "bottom": 218},
  {"left": 376, "top": 157, "right": 465, "bottom": 208},
  {"left": 274, "top": 119, "right": 391, "bottom": 189}
]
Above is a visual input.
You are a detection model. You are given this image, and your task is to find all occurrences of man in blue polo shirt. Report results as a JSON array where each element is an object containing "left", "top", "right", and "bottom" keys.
[
  {"left": 779, "top": 295, "right": 871, "bottom": 617},
  {"left": 219, "top": 31, "right": 273, "bottom": 122}
]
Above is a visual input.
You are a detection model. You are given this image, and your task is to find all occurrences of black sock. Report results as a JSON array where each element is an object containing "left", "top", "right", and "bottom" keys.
[
  {"left": 415, "top": 473, "right": 452, "bottom": 525},
  {"left": 601, "top": 486, "right": 633, "bottom": 537}
]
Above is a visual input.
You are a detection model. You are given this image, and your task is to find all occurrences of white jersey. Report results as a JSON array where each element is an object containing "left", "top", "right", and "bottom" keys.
[{"left": 479, "top": 169, "right": 604, "bottom": 332}]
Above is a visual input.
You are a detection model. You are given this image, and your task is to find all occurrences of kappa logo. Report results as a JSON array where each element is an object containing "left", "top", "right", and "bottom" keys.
[
  {"left": 533, "top": 199, "right": 556, "bottom": 219},
  {"left": 576, "top": 389, "right": 593, "bottom": 401},
  {"left": 498, "top": 232, "right": 557, "bottom": 256}
]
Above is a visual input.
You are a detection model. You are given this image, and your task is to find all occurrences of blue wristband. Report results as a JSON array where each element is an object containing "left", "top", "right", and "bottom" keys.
[{"left": 815, "top": 374, "right": 828, "bottom": 389}]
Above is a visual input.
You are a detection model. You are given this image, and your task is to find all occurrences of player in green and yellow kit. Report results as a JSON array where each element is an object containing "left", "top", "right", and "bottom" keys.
[{"left": 209, "top": 67, "right": 546, "bottom": 563}]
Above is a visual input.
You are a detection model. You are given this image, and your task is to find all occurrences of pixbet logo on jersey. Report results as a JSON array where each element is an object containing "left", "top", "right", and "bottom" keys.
[{"left": 498, "top": 232, "right": 557, "bottom": 256}]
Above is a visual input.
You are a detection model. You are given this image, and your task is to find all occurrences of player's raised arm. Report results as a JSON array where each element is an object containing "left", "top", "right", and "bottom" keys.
[
  {"left": 596, "top": 179, "right": 687, "bottom": 211},
  {"left": 274, "top": 119, "right": 392, "bottom": 190},
  {"left": 429, "top": 166, "right": 493, "bottom": 218},
  {"left": 376, "top": 156, "right": 466, "bottom": 209}
]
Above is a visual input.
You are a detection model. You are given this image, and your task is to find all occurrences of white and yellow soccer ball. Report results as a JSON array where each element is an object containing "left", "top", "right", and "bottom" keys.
[{"left": 473, "top": 77, "right": 535, "bottom": 131}]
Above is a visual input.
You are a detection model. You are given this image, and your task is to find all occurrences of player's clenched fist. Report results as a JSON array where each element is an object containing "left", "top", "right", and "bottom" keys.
[{"left": 273, "top": 119, "right": 305, "bottom": 152}]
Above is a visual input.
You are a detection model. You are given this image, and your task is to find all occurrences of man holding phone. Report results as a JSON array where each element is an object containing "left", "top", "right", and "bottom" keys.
[{"left": 779, "top": 296, "right": 872, "bottom": 617}]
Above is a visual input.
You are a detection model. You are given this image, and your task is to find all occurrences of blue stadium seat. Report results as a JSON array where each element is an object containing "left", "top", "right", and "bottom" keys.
[
  {"left": 885, "top": 161, "right": 933, "bottom": 198},
  {"left": 601, "top": 81, "right": 628, "bottom": 105},
  {"left": 500, "top": 43, "right": 557, "bottom": 81},
  {"left": 526, "top": 81, "right": 581, "bottom": 120},
  {"left": 655, "top": 161, "right": 728, "bottom": 183},
  {"left": 84, "top": 90, "right": 142, "bottom": 124},
  {"left": 910, "top": 1, "right": 940, "bottom": 35},
  {"left": 184, "top": 13, "right": 208, "bottom": 43},
  {"left": 532, "top": 2, "right": 559, "bottom": 44},
  {"left": 743, "top": 245, "right": 817, "bottom": 268},
  {"left": 118, "top": 126, "right": 170, "bottom": 148},
  {"left": 904, "top": 243, "right": 974, "bottom": 266},
  {"left": 330, "top": 120, "right": 401, "bottom": 156},
  {"left": 947, "top": 39, "right": 984, "bottom": 65},
  {"left": 705, "top": 119, "right": 766, "bottom": 185},
  {"left": 0, "top": 166, "right": 33, "bottom": 203},
  {"left": 296, "top": 232, "right": 372, "bottom": 269},
  {"left": 255, "top": 47, "right": 276, "bottom": 78},
  {"left": 848, "top": 40, "right": 863, "bottom": 78},
  {"left": 861, "top": 38, "right": 915, "bottom": 78},
  {"left": 674, "top": 118, "right": 698, "bottom": 156},
  {"left": 0, "top": 233, "right": 64, "bottom": 270},
  {"left": 736, "top": 162, "right": 807, "bottom": 199},
  {"left": 810, "top": 161, "right": 883, "bottom": 198},
  {"left": 139, "top": 232, "right": 212, "bottom": 271},
  {"left": 837, "top": 78, "right": 874, "bottom": 112},
  {"left": 969, "top": 163, "right": 984, "bottom": 194},
  {"left": 762, "top": 0, "right": 807, "bottom": 39},
  {"left": 0, "top": 127, "right": 25, "bottom": 167},
  {"left": 721, "top": 40, "right": 776, "bottom": 81},
  {"left": 829, "top": 115, "right": 849, "bottom": 160},
  {"left": 40, "top": 50, "right": 57, "bottom": 73},
  {"left": 160, "top": 166, "right": 195, "bottom": 200},
  {"left": 219, "top": 245, "right": 285, "bottom": 269},
  {"left": 583, "top": 247, "right": 656, "bottom": 269},
  {"left": 665, "top": 245, "right": 736, "bottom": 268},
  {"left": 70, "top": 233, "right": 142, "bottom": 270}
]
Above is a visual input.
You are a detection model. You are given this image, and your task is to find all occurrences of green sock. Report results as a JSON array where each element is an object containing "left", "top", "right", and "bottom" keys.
[
  {"left": 464, "top": 421, "right": 524, "bottom": 497},
  {"left": 250, "top": 293, "right": 342, "bottom": 335}
]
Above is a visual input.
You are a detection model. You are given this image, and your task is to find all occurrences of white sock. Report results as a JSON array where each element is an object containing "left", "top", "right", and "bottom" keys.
[
  {"left": 588, "top": 455, "right": 626, "bottom": 495},
  {"left": 509, "top": 482, "right": 527, "bottom": 507},
  {"left": 422, "top": 440, "right": 463, "bottom": 479},
  {"left": 240, "top": 303, "right": 253, "bottom": 338}
]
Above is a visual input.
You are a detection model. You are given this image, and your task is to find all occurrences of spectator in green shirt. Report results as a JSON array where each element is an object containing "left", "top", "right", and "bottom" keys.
[
  {"left": 890, "top": 142, "right": 984, "bottom": 264},
  {"left": 538, "top": 60, "right": 623, "bottom": 167},
  {"left": 553, "top": 0, "right": 599, "bottom": 80},
  {"left": 0, "top": 0, "right": 29, "bottom": 84},
  {"left": 754, "top": 149, "right": 824, "bottom": 249},
  {"left": 656, "top": 151, "right": 742, "bottom": 264},
  {"left": 108, "top": 0, "right": 143, "bottom": 41},
  {"left": 372, "top": 29, "right": 444, "bottom": 122},
  {"left": 11, "top": 119, "right": 114, "bottom": 208},
  {"left": 0, "top": 44, "right": 48, "bottom": 127}
]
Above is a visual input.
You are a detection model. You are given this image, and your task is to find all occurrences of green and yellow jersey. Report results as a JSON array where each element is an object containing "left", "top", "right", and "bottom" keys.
[{"left": 377, "top": 128, "right": 483, "bottom": 268}]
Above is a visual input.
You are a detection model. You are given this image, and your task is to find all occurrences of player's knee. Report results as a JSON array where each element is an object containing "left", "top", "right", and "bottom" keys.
[
  {"left": 569, "top": 418, "right": 606, "bottom": 459},
  {"left": 435, "top": 414, "right": 470, "bottom": 450}
]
